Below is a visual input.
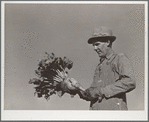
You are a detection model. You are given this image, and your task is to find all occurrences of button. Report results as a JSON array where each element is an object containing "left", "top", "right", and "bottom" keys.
[
  {"left": 98, "top": 80, "right": 102, "bottom": 83},
  {"left": 117, "top": 103, "right": 120, "bottom": 105}
]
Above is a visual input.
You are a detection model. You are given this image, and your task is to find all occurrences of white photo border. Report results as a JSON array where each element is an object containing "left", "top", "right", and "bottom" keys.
[{"left": 1, "top": 1, "right": 148, "bottom": 121}]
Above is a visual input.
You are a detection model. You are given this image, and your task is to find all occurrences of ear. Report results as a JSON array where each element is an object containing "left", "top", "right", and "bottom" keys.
[
  {"left": 107, "top": 40, "right": 112, "bottom": 47},
  {"left": 108, "top": 40, "right": 110, "bottom": 44},
  {"left": 105, "top": 40, "right": 110, "bottom": 46},
  {"left": 106, "top": 40, "right": 111, "bottom": 47}
]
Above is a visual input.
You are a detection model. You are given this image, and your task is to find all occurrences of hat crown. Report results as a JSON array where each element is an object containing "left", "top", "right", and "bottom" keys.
[
  {"left": 92, "top": 26, "right": 113, "bottom": 37},
  {"left": 88, "top": 26, "right": 116, "bottom": 44}
]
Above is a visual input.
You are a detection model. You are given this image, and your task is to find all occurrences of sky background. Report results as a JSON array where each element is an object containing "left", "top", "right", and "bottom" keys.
[{"left": 4, "top": 3, "right": 145, "bottom": 110}]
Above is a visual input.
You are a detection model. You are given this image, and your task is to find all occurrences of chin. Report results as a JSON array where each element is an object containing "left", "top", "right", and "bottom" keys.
[
  {"left": 98, "top": 53, "right": 104, "bottom": 58},
  {"left": 98, "top": 53, "right": 102, "bottom": 57}
]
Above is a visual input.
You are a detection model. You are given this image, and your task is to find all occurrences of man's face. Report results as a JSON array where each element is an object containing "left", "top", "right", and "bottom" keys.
[{"left": 92, "top": 41, "right": 109, "bottom": 57}]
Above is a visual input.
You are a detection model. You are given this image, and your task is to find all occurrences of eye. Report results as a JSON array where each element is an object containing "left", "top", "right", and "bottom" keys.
[
  {"left": 95, "top": 43, "right": 99, "bottom": 46},
  {"left": 93, "top": 43, "right": 100, "bottom": 46}
]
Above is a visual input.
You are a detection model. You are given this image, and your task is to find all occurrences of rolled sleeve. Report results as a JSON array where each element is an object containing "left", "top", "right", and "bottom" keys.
[
  {"left": 78, "top": 90, "right": 92, "bottom": 101},
  {"left": 101, "top": 53, "right": 136, "bottom": 98}
]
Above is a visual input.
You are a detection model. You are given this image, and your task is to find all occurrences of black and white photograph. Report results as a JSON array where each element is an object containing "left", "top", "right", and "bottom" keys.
[{"left": 1, "top": 1, "right": 148, "bottom": 121}]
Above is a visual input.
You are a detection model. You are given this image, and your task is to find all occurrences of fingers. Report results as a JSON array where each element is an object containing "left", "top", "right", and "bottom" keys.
[
  {"left": 70, "top": 78, "right": 75, "bottom": 81},
  {"left": 78, "top": 86, "right": 85, "bottom": 92},
  {"left": 69, "top": 78, "right": 78, "bottom": 85},
  {"left": 62, "top": 77, "right": 84, "bottom": 92}
]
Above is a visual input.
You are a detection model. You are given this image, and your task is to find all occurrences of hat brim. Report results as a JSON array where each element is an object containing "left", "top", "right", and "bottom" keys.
[{"left": 88, "top": 36, "right": 116, "bottom": 44}]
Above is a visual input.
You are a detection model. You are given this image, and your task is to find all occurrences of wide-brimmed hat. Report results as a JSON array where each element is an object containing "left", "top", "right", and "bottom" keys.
[{"left": 88, "top": 26, "right": 116, "bottom": 44}]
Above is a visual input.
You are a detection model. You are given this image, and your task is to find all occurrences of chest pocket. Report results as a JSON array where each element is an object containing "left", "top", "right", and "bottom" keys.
[
  {"left": 110, "top": 57, "right": 120, "bottom": 82},
  {"left": 93, "top": 58, "right": 120, "bottom": 88},
  {"left": 92, "top": 65, "right": 103, "bottom": 87},
  {"left": 101, "top": 62, "right": 117, "bottom": 86}
]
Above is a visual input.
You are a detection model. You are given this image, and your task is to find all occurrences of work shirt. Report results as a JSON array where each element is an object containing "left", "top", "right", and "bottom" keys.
[{"left": 88, "top": 50, "right": 136, "bottom": 110}]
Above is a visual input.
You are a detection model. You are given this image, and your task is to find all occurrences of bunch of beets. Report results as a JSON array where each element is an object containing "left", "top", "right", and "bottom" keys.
[{"left": 29, "top": 52, "right": 73, "bottom": 100}]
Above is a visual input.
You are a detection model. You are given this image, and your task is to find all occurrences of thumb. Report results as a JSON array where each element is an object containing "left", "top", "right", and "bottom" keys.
[
  {"left": 70, "top": 78, "right": 74, "bottom": 81},
  {"left": 70, "top": 78, "right": 77, "bottom": 83}
]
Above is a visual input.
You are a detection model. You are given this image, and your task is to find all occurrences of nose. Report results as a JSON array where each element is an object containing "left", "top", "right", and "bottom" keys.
[{"left": 94, "top": 45, "right": 98, "bottom": 50}]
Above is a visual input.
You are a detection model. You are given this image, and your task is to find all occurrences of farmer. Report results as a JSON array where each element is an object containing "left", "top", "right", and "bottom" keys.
[{"left": 61, "top": 26, "right": 136, "bottom": 110}]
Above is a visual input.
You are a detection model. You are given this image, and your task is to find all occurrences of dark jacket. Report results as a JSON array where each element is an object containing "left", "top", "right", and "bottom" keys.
[{"left": 79, "top": 50, "right": 136, "bottom": 110}]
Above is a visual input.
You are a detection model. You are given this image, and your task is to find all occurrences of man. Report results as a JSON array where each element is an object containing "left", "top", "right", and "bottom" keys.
[{"left": 61, "top": 26, "right": 136, "bottom": 110}]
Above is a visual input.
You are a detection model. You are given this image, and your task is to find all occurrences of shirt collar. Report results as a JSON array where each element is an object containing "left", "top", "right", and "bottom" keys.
[
  {"left": 99, "top": 49, "right": 115, "bottom": 64},
  {"left": 106, "top": 49, "right": 115, "bottom": 60}
]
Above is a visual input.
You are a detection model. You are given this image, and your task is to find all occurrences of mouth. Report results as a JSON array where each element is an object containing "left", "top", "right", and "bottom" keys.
[{"left": 95, "top": 50, "right": 102, "bottom": 54}]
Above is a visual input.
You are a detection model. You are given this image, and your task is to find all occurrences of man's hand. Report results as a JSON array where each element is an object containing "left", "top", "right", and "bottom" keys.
[
  {"left": 85, "top": 87, "right": 103, "bottom": 101},
  {"left": 59, "top": 78, "right": 78, "bottom": 95},
  {"left": 69, "top": 78, "right": 85, "bottom": 91},
  {"left": 69, "top": 78, "right": 80, "bottom": 88},
  {"left": 61, "top": 78, "right": 76, "bottom": 90}
]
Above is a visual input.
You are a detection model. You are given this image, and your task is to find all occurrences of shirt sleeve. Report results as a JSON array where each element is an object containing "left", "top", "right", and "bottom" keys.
[
  {"left": 101, "top": 53, "right": 136, "bottom": 98},
  {"left": 78, "top": 90, "right": 92, "bottom": 101}
]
